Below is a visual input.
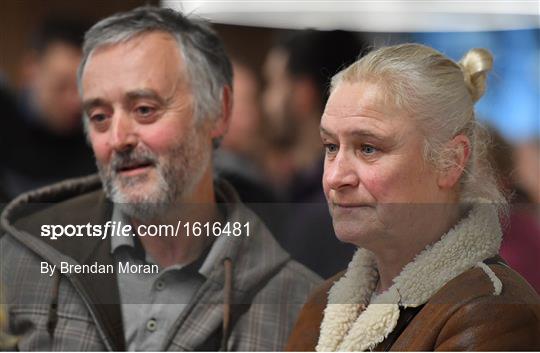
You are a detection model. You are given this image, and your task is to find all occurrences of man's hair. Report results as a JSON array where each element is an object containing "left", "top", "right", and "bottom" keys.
[
  {"left": 30, "top": 17, "right": 89, "bottom": 55},
  {"left": 278, "top": 29, "right": 368, "bottom": 110},
  {"left": 77, "top": 6, "right": 233, "bottom": 123}
]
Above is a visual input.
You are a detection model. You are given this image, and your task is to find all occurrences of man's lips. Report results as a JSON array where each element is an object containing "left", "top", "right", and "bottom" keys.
[{"left": 116, "top": 161, "right": 154, "bottom": 175}]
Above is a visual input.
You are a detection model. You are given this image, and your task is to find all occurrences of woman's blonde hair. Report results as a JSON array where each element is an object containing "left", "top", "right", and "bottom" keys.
[{"left": 331, "top": 43, "right": 506, "bottom": 208}]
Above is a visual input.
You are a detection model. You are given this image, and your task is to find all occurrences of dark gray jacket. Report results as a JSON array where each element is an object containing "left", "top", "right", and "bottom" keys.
[{"left": 0, "top": 175, "right": 321, "bottom": 351}]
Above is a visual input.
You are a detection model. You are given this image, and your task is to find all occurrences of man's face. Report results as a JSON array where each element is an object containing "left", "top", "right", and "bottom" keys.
[
  {"left": 81, "top": 32, "right": 213, "bottom": 219},
  {"left": 321, "top": 81, "right": 444, "bottom": 250},
  {"left": 32, "top": 42, "right": 82, "bottom": 134}
]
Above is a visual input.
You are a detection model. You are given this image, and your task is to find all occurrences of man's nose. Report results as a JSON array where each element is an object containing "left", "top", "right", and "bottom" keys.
[
  {"left": 324, "top": 152, "right": 360, "bottom": 191},
  {"left": 109, "top": 112, "right": 138, "bottom": 152}
]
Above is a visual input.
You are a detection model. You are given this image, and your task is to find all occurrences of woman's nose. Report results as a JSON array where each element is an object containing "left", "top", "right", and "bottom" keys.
[{"left": 324, "top": 152, "right": 360, "bottom": 191}]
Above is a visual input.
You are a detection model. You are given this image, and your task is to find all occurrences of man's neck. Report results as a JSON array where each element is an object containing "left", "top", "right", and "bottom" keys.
[
  {"left": 134, "top": 170, "right": 221, "bottom": 268},
  {"left": 134, "top": 205, "right": 221, "bottom": 268}
]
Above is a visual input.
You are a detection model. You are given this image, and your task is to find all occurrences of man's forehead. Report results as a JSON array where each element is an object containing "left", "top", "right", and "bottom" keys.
[
  {"left": 112, "top": 31, "right": 178, "bottom": 50},
  {"left": 83, "top": 31, "right": 183, "bottom": 75},
  {"left": 81, "top": 31, "right": 187, "bottom": 98}
]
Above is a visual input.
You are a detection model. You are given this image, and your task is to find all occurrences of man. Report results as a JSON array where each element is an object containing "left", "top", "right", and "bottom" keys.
[
  {"left": 0, "top": 19, "right": 95, "bottom": 199},
  {"left": 262, "top": 30, "right": 366, "bottom": 278},
  {"left": 0, "top": 7, "right": 320, "bottom": 351}
]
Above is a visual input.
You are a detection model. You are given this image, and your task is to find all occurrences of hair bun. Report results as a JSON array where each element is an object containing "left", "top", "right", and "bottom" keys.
[{"left": 459, "top": 48, "right": 493, "bottom": 103}]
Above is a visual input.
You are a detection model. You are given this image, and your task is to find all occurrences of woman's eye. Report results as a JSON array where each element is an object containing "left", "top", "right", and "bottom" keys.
[
  {"left": 324, "top": 143, "right": 339, "bottom": 154},
  {"left": 360, "top": 144, "right": 378, "bottom": 155}
]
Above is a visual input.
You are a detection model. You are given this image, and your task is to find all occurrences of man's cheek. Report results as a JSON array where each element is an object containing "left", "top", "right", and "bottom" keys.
[
  {"left": 90, "top": 137, "right": 110, "bottom": 164},
  {"left": 142, "top": 129, "right": 179, "bottom": 152}
]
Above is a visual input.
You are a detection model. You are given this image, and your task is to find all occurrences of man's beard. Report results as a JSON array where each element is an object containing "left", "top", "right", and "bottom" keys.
[{"left": 96, "top": 127, "right": 209, "bottom": 222}]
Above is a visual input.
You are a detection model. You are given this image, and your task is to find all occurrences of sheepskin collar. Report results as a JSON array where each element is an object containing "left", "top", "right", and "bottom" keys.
[{"left": 317, "top": 202, "right": 502, "bottom": 351}]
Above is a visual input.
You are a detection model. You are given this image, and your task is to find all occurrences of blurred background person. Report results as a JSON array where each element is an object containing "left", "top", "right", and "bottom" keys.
[
  {"left": 260, "top": 30, "right": 368, "bottom": 278},
  {"left": 214, "top": 59, "right": 279, "bottom": 233},
  {"left": 0, "top": 18, "right": 95, "bottom": 201},
  {"left": 214, "top": 59, "right": 276, "bottom": 204},
  {"left": 262, "top": 30, "right": 367, "bottom": 196},
  {"left": 487, "top": 128, "right": 540, "bottom": 293},
  {"left": 220, "top": 61, "right": 264, "bottom": 162},
  {"left": 514, "top": 138, "right": 540, "bottom": 207}
]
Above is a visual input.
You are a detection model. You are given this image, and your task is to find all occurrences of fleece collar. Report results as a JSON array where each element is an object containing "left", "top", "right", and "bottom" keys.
[{"left": 317, "top": 201, "right": 502, "bottom": 351}]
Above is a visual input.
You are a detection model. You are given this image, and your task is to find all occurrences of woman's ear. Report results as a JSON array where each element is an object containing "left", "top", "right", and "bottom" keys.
[
  {"left": 211, "top": 85, "right": 233, "bottom": 139},
  {"left": 437, "top": 134, "right": 471, "bottom": 189}
]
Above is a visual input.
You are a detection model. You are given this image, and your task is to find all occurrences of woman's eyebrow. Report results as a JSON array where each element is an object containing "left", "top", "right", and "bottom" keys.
[
  {"left": 348, "top": 130, "right": 386, "bottom": 141},
  {"left": 320, "top": 126, "right": 336, "bottom": 138},
  {"left": 320, "top": 125, "right": 387, "bottom": 141}
]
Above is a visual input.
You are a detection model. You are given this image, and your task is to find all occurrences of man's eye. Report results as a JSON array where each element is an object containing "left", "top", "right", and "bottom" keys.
[
  {"left": 324, "top": 143, "right": 339, "bottom": 154},
  {"left": 135, "top": 106, "right": 155, "bottom": 116},
  {"left": 90, "top": 114, "right": 107, "bottom": 123},
  {"left": 360, "top": 144, "right": 378, "bottom": 155}
]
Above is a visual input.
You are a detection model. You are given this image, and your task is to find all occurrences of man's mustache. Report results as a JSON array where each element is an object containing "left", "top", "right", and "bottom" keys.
[{"left": 108, "top": 148, "right": 158, "bottom": 174}]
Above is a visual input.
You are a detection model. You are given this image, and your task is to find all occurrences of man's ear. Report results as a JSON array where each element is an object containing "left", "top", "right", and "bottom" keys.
[
  {"left": 437, "top": 134, "right": 471, "bottom": 189},
  {"left": 210, "top": 85, "right": 233, "bottom": 139}
]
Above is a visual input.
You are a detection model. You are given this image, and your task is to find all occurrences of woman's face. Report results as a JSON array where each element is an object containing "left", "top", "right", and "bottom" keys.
[{"left": 321, "top": 81, "right": 448, "bottom": 249}]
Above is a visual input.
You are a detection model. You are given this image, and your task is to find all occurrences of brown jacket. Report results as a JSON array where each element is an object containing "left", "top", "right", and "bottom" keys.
[
  {"left": 286, "top": 201, "right": 540, "bottom": 351},
  {"left": 287, "top": 258, "right": 540, "bottom": 351}
]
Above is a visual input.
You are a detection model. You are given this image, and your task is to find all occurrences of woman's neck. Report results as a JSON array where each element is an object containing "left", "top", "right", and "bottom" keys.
[{"left": 372, "top": 203, "right": 463, "bottom": 295}]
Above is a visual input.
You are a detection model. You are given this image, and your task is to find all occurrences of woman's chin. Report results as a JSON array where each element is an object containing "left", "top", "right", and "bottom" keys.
[
  {"left": 333, "top": 224, "right": 375, "bottom": 248},
  {"left": 335, "top": 227, "right": 364, "bottom": 246}
]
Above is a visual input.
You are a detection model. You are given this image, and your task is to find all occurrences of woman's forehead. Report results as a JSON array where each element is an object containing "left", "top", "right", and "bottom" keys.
[
  {"left": 325, "top": 81, "right": 394, "bottom": 118},
  {"left": 321, "top": 81, "right": 418, "bottom": 142},
  {"left": 323, "top": 81, "right": 408, "bottom": 126}
]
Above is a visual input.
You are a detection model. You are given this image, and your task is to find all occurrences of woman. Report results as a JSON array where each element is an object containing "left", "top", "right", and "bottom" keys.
[{"left": 286, "top": 43, "right": 540, "bottom": 351}]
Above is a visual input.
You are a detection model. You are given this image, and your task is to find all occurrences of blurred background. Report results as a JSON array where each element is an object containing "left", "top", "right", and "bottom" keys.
[{"left": 0, "top": 1, "right": 538, "bottom": 287}]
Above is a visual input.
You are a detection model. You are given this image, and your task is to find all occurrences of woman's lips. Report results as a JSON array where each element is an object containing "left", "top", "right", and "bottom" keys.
[
  {"left": 333, "top": 203, "right": 372, "bottom": 208},
  {"left": 331, "top": 203, "right": 374, "bottom": 216}
]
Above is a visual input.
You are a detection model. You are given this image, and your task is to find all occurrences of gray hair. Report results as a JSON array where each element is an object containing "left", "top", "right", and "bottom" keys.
[
  {"left": 331, "top": 43, "right": 506, "bottom": 210},
  {"left": 77, "top": 6, "right": 233, "bottom": 124}
]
